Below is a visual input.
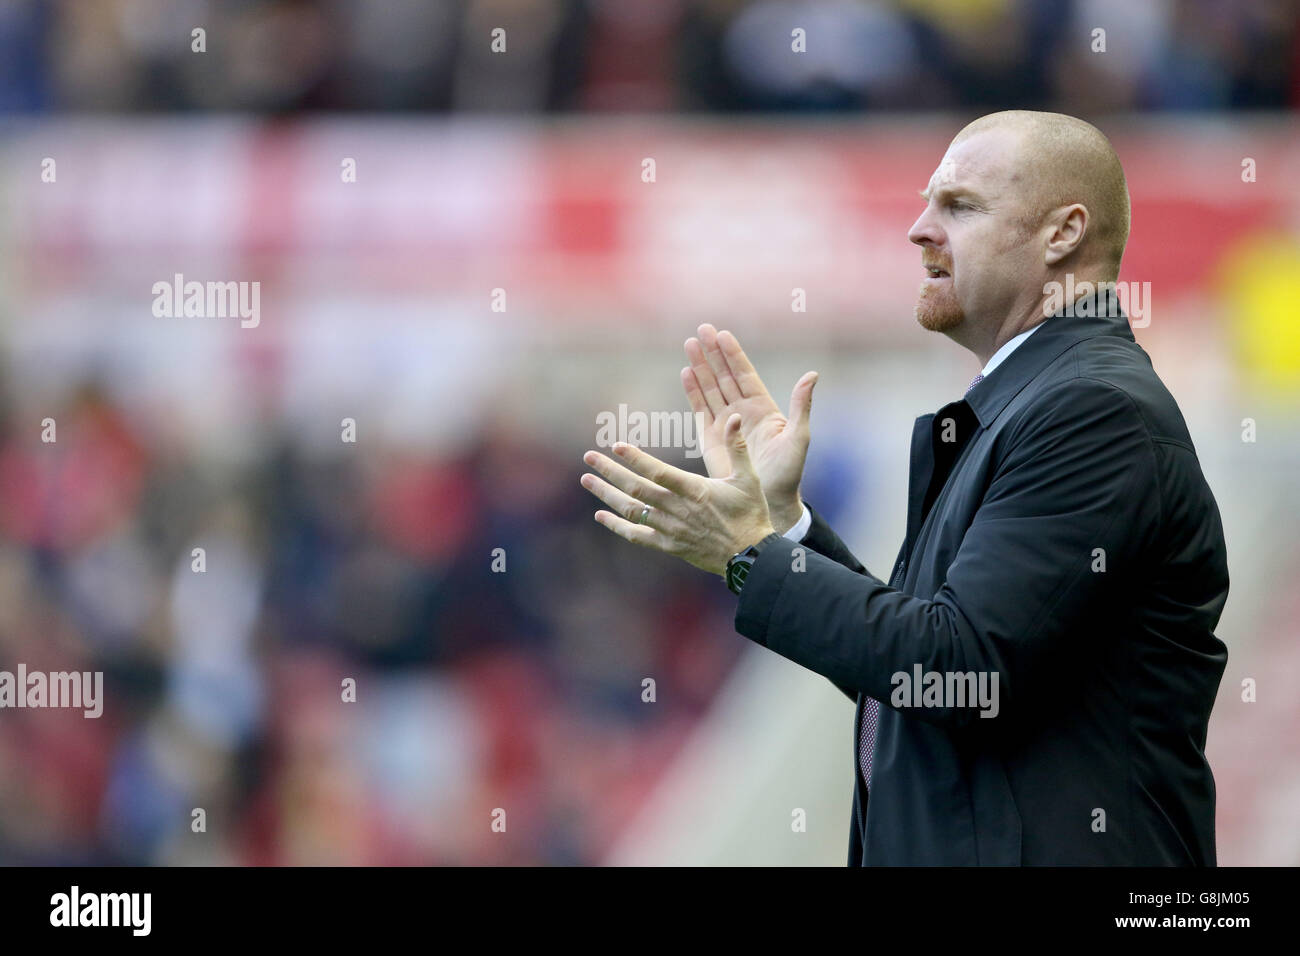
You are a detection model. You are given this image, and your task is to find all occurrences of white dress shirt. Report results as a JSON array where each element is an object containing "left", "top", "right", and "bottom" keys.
[
  {"left": 782, "top": 322, "right": 1045, "bottom": 542},
  {"left": 978, "top": 322, "right": 1042, "bottom": 379}
]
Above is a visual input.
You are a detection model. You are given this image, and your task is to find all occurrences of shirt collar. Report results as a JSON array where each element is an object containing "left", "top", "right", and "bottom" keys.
[
  {"left": 980, "top": 323, "right": 1042, "bottom": 378},
  {"left": 962, "top": 285, "right": 1135, "bottom": 429}
]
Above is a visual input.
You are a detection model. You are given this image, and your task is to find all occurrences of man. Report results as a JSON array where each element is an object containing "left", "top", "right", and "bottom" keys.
[{"left": 579, "top": 111, "right": 1229, "bottom": 865}]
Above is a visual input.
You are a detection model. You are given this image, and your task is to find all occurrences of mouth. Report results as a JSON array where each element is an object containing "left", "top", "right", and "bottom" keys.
[{"left": 924, "top": 266, "right": 951, "bottom": 280}]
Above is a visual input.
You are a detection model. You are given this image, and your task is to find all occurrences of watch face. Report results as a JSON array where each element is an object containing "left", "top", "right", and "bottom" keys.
[
  {"left": 728, "top": 537, "right": 774, "bottom": 594},
  {"left": 727, "top": 557, "right": 753, "bottom": 594}
]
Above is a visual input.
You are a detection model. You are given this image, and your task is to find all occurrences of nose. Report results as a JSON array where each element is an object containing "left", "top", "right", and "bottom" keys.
[{"left": 908, "top": 204, "right": 942, "bottom": 249}]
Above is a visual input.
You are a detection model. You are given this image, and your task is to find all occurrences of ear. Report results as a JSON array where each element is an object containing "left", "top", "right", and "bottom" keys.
[{"left": 1044, "top": 203, "right": 1088, "bottom": 267}]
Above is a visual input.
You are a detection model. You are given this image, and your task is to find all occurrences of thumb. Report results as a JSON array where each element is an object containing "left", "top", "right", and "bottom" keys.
[
  {"left": 725, "top": 413, "right": 758, "bottom": 482},
  {"left": 788, "top": 371, "right": 818, "bottom": 434}
]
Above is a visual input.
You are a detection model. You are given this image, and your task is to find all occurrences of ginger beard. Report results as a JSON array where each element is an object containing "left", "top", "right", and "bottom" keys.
[{"left": 915, "top": 270, "right": 963, "bottom": 333}]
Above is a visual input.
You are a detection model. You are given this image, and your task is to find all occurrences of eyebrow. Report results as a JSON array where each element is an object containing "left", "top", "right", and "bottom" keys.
[{"left": 919, "top": 184, "right": 983, "bottom": 204}]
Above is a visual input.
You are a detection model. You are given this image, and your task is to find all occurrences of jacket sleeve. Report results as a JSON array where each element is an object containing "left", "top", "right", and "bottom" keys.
[
  {"left": 797, "top": 501, "right": 869, "bottom": 703},
  {"left": 800, "top": 502, "right": 868, "bottom": 575},
  {"left": 734, "top": 378, "right": 1160, "bottom": 727}
]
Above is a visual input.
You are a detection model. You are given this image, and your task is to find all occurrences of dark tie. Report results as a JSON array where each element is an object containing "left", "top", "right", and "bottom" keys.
[{"left": 857, "top": 369, "right": 987, "bottom": 790}]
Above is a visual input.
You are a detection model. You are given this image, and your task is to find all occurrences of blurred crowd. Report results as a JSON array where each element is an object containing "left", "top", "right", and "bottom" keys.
[
  {"left": 0, "top": 0, "right": 1295, "bottom": 114},
  {"left": 0, "top": 375, "right": 766, "bottom": 864}
]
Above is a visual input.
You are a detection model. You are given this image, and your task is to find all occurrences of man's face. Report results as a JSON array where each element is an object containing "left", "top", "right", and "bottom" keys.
[{"left": 907, "top": 128, "right": 1044, "bottom": 335}]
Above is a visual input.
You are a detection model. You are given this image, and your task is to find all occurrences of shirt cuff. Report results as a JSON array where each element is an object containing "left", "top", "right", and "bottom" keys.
[{"left": 782, "top": 503, "right": 812, "bottom": 542}]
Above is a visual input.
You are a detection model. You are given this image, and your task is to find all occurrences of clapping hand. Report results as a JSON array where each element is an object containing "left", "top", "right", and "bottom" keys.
[
  {"left": 682, "top": 324, "right": 818, "bottom": 534},
  {"left": 580, "top": 414, "right": 776, "bottom": 577}
]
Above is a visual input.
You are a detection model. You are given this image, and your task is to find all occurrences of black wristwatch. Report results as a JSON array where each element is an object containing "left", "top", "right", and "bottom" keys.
[{"left": 725, "top": 532, "right": 784, "bottom": 596}]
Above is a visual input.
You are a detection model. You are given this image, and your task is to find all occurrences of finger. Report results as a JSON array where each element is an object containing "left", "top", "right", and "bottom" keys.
[
  {"left": 580, "top": 472, "right": 672, "bottom": 530},
  {"left": 716, "top": 329, "right": 770, "bottom": 400},
  {"left": 787, "top": 371, "right": 818, "bottom": 434},
  {"left": 583, "top": 450, "right": 674, "bottom": 509},
  {"left": 681, "top": 366, "right": 717, "bottom": 427},
  {"left": 592, "top": 509, "right": 662, "bottom": 550},
  {"left": 724, "top": 413, "right": 758, "bottom": 483},
  {"left": 698, "top": 324, "right": 743, "bottom": 405},
  {"left": 610, "top": 442, "right": 699, "bottom": 498},
  {"left": 684, "top": 337, "right": 727, "bottom": 417}
]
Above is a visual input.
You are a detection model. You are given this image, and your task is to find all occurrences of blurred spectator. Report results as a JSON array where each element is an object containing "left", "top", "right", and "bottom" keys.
[
  {"left": 0, "top": 364, "right": 746, "bottom": 864},
  {"left": 0, "top": 0, "right": 1293, "bottom": 114}
]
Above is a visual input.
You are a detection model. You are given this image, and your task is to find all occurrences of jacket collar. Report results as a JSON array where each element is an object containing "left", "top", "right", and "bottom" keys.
[{"left": 963, "top": 284, "right": 1133, "bottom": 429}]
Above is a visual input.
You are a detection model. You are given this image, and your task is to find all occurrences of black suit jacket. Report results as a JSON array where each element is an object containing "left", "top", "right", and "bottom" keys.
[{"left": 735, "top": 288, "right": 1230, "bottom": 865}]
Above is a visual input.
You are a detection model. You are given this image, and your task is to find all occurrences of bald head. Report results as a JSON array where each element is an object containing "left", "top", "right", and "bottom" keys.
[{"left": 953, "top": 111, "right": 1130, "bottom": 281}]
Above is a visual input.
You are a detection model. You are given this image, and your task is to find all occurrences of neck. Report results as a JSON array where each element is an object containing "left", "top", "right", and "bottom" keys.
[{"left": 948, "top": 296, "right": 1048, "bottom": 368}]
